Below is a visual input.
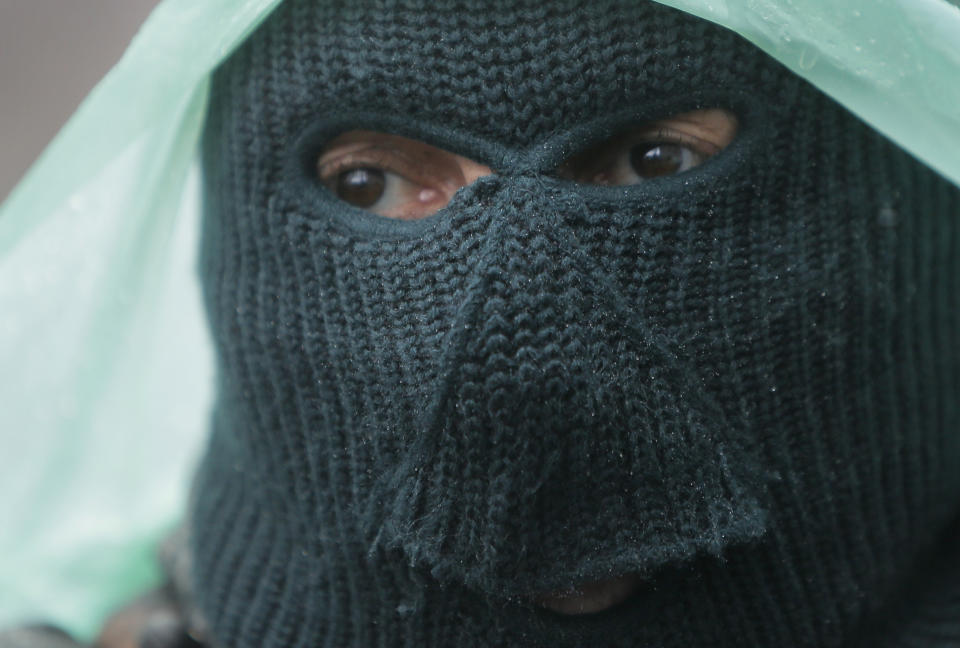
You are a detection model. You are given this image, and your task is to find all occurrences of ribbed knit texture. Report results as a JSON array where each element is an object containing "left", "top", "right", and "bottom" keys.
[{"left": 193, "top": 1, "right": 960, "bottom": 646}]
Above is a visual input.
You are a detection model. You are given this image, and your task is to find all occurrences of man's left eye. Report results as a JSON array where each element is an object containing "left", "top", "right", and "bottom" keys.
[
  {"left": 628, "top": 143, "right": 706, "bottom": 179},
  {"left": 556, "top": 108, "right": 738, "bottom": 185}
]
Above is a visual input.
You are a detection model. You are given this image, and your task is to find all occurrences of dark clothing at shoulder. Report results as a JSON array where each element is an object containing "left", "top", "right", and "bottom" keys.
[{"left": 0, "top": 626, "right": 83, "bottom": 648}]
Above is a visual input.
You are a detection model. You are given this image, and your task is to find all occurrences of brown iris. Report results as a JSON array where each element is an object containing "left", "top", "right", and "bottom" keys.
[
  {"left": 629, "top": 144, "right": 695, "bottom": 178},
  {"left": 336, "top": 167, "right": 386, "bottom": 208}
]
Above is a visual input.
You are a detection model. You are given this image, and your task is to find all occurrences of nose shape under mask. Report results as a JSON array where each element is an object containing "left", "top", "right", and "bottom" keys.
[{"left": 357, "top": 177, "right": 771, "bottom": 597}]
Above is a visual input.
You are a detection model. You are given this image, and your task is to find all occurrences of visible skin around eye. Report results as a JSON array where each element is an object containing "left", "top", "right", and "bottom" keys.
[
  {"left": 317, "top": 132, "right": 493, "bottom": 221},
  {"left": 316, "top": 108, "right": 738, "bottom": 220},
  {"left": 556, "top": 108, "right": 739, "bottom": 185}
]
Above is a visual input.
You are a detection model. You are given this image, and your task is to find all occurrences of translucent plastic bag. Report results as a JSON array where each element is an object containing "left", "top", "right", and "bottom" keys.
[
  {"left": 656, "top": 0, "right": 960, "bottom": 189},
  {"left": 1, "top": 0, "right": 957, "bottom": 639},
  {"left": 0, "top": 0, "right": 282, "bottom": 638}
]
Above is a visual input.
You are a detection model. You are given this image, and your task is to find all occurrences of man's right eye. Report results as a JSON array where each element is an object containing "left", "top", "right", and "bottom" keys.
[
  {"left": 323, "top": 164, "right": 441, "bottom": 217},
  {"left": 333, "top": 167, "right": 387, "bottom": 208},
  {"left": 317, "top": 132, "right": 492, "bottom": 221}
]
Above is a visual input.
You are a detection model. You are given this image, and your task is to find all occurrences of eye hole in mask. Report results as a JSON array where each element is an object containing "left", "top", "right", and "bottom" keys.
[
  {"left": 316, "top": 108, "right": 737, "bottom": 220},
  {"left": 555, "top": 108, "right": 739, "bottom": 186},
  {"left": 316, "top": 131, "right": 493, "bottom": 221}
]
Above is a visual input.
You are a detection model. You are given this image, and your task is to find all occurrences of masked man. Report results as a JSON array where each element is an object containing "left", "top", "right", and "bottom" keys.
[{"left": 4, "top": 1, "right": 960, "bottom": 646}]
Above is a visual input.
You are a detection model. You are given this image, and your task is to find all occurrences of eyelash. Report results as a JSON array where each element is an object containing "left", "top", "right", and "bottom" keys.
[
  {"left": 318, "top": 131, "right": 714, "bottom": 183},
  {"left": 317, "top": 148, "right": 431, "bottom": 187},
  {"left": 554, "top": 126, "right": 719, "bottom": 183},
  {"left": 615, "top": 129, "right": 720, "bottom": 162},
  {"left": 649, "top": 127, "right": 719, "bottom": 154}
]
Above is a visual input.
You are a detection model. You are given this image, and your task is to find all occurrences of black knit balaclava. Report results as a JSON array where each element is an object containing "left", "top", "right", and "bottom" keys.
[{"left": 193, "top": 1, "right": 960, "bottom": 646}]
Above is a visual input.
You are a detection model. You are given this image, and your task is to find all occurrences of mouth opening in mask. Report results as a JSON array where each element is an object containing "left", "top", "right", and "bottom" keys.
[{"left": 533, "top": 573, "right": 644, "bottom": 615}]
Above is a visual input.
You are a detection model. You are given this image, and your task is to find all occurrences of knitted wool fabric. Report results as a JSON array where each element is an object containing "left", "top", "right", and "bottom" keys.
[{"left": 193, "top": 0, "right": 960, "bottom": 646}]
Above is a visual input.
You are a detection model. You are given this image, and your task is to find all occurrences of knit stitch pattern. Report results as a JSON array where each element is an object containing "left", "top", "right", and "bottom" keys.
[{"left": 193, "top": 1, "right": 960, "bottom": 646}]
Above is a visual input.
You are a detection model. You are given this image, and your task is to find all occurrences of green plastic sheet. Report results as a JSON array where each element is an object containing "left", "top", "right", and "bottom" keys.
[
  {"left": 0, "top": 0, "right": 957, "bottom": 639},
  {"left": 0, "top": 0, "right": 283, "bottom": 638},
  {"left": 653, "top": 0, "right": 960, "bottom": 191}
]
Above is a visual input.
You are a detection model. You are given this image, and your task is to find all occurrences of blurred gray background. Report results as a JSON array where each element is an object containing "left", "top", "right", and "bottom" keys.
[{"left": 0, "top": 0, "right": 161, "bottom": 202}]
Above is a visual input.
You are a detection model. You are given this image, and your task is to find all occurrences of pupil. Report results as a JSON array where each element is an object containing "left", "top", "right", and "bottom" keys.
[
  {"left": 336, "top": 168, "right": 386, "bottom": 207},
  {"left": 630, "top": 144, "right": 685, "bottom": 178}
]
